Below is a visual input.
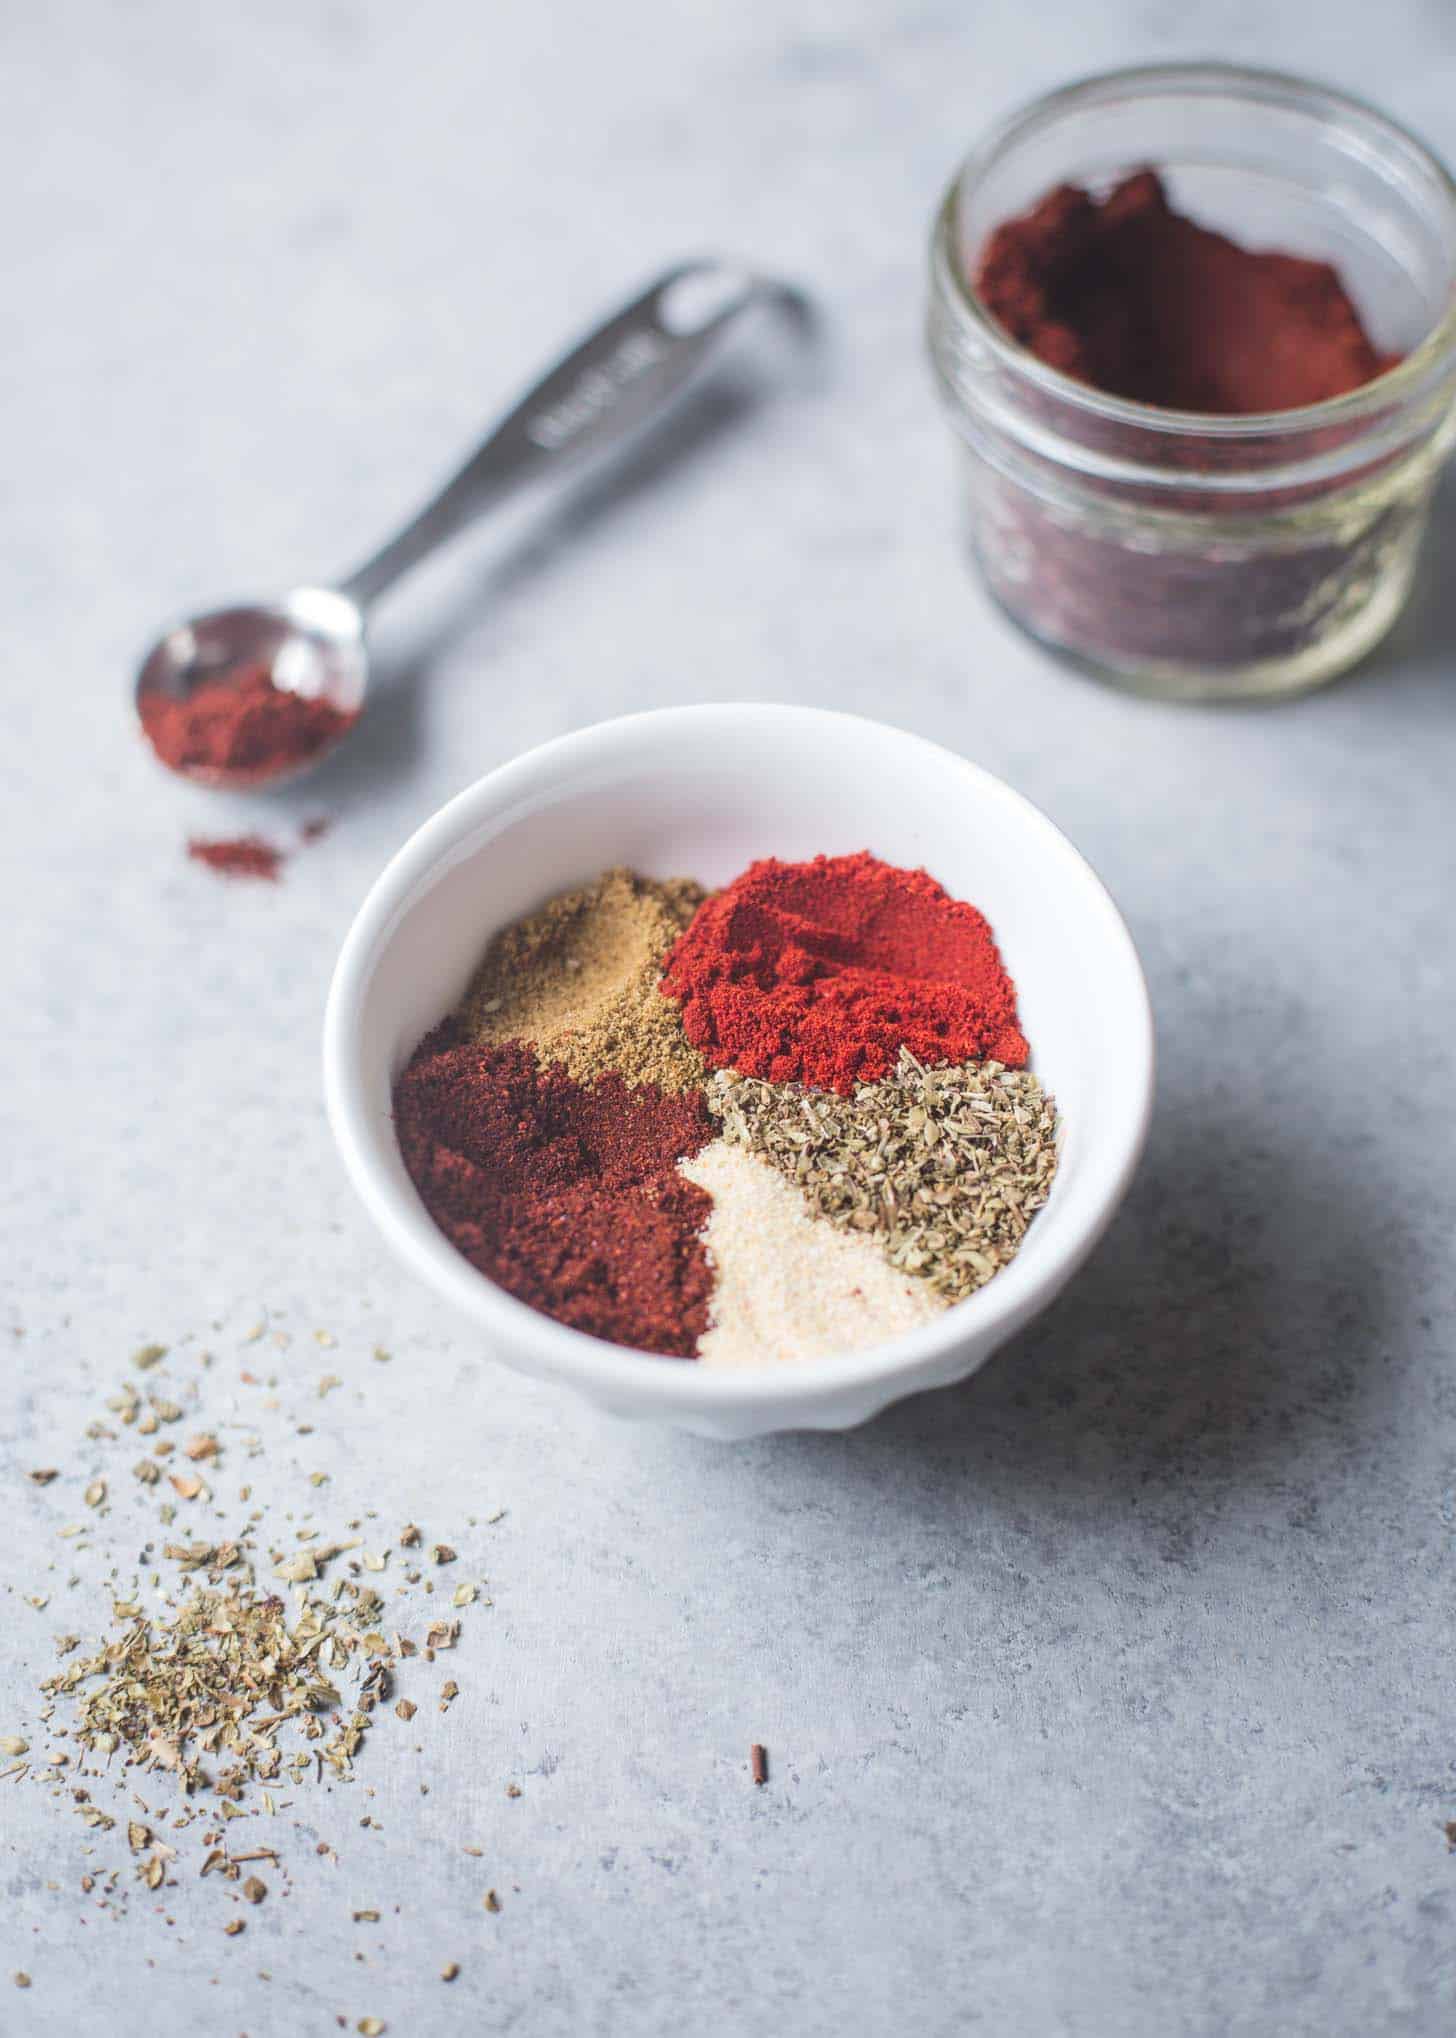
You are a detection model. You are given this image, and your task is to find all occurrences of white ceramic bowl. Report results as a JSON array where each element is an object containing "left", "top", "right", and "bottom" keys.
[{"left": 324, "top": 705, "right": 1153, "bottom": 1439}]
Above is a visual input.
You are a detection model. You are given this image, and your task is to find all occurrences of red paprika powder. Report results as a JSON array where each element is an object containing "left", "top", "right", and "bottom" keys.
[
  {"left": 394, "top": 1031, "right": 715, "bottom": 1356},
  {"left": 976, "top": 168, "right": 1396, "bottom": 414},
  {"left": 140, "top": 663, "right": 356, "bottom": 777},
  {"left": 659, "top": 851, "right": 1027, "bottom": 1094}
]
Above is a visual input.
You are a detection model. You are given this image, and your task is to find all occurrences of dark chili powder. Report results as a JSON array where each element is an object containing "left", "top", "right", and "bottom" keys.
[
  {"left": 394, "top": 1030, "right": 715, "bottom": 1356},
  {"left": 140, "top": 663, "right": 356, "bottom": 777},
  {"left": 659, "top": 851, "right": 1027, "bottom": 1094},
  {"left": 977, "top": 168, "right": 1396, "bottom": 413}
]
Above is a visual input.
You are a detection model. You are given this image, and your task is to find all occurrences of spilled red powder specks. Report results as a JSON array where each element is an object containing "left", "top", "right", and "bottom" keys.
[
  {"left": 184, "top": 816, "right": 336, "bottom": 883},
  {"left": 393, "top": 1032, "right": 715, "bottom": 1356},
  {"left": 659, "top": 851, "right": 1027, "bottom": 1093},
  {"left": 186, "top": 835, "right": 284, "bottom": 882}
]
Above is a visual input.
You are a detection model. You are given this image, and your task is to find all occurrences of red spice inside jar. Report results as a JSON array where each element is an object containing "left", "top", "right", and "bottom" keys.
[
  {"left": 140, "top": 663, "right": 356, "bottom": 777},
  {"left": 976, "top": 168, "right": 1398, "bottom": 414}
]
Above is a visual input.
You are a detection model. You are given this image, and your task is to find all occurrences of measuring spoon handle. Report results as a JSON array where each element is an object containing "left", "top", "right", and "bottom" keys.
[{"left": 338, "top": 261, "right": 789, "bottom": 610}]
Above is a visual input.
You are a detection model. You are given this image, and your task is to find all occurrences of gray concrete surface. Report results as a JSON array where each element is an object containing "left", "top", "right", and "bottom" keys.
[{"left": 4, "top": 3, "right": 1456, "bottom": 2032}]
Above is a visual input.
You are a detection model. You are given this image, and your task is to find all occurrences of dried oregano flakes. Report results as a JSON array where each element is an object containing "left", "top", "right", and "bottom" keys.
[{"left": 706, "top": 1047, "right": 1060, "bottom": 1304}]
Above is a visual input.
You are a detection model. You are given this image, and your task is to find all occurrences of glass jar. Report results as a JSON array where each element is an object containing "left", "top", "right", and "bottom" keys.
[{"left": 927, "top": 65, "right": 1456, "bottom": 700}]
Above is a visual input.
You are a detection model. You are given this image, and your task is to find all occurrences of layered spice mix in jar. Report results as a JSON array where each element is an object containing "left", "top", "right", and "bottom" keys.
[{"left": 927, "top": 64, "right": 1456, "bottom": 700}]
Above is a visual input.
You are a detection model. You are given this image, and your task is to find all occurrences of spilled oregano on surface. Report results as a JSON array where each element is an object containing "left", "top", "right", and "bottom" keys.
[
  {"left": 13, "top": 1325, "right": 494, "bottom": 1916},
  {"left": 44, "top": 1554, "right": 437, "bottom": 1797}
]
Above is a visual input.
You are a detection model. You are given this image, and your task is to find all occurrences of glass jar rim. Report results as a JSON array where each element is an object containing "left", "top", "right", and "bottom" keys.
[{"left": 936, "top": 60, "right": 1456, "bottom": 441}]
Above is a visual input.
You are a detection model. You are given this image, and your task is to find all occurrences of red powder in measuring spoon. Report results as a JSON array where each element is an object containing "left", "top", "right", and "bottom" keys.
[
  {"left": 140, "top": 663, "right": 356, "bottom": 778},
  {"left": 976, "top": 168, "right": 1398, "bottom": 413}
]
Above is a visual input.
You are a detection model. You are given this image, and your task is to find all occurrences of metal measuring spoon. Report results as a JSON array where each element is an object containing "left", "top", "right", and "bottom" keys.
[{"left": 135, "top": 261, "right": 793, "bottom": 790}]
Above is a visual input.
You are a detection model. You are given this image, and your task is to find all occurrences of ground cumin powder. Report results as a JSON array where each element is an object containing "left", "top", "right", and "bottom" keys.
[{"left": 460, "top": 868, "right": 708, "bottom": 1092}]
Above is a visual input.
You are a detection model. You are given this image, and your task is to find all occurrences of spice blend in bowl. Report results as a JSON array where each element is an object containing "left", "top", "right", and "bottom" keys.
[
  {"left": 324, "top": 704, "right": 1155, "bottom": 1436},
  {"left": 392, "top": 852, "right": 1059, "bottom": 1368}
]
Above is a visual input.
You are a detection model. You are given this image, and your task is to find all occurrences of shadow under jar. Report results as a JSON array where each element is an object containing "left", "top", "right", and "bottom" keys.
[{"left": 927, "top": 64, "right": 1456, "bottom": 701}]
